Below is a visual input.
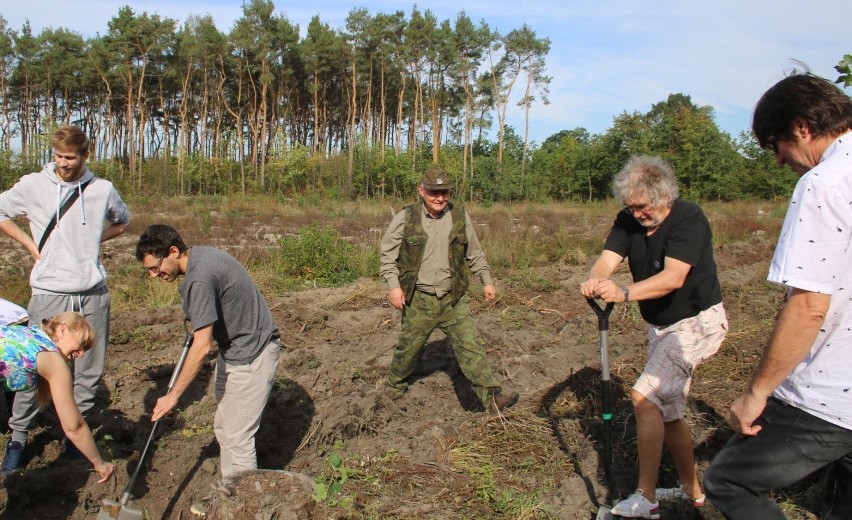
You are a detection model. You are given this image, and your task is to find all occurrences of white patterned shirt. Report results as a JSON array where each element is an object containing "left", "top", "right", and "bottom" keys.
[{"left": 770, "top": 132, "right": 852, "bottom": 429}]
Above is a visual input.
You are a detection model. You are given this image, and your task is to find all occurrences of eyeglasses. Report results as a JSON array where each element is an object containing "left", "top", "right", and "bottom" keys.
[
  {"left": 144, "top": 256, "right": 165, "bottom": 274},
  {"left": 623, "top": 203, "right": 653, "bottom": 215},
  {"left": 423, "top": 188, "right": 451, "bottom": 199}
]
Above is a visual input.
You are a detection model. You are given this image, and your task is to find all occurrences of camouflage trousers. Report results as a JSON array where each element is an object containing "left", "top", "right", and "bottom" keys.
[{"left": 387, "top": 291, "right": 500, "bottom": 407}]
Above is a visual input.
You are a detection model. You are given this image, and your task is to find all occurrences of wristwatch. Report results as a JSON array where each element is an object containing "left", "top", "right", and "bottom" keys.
[{"left": 621, "top": 286, "right": 630, "bottom": 303}]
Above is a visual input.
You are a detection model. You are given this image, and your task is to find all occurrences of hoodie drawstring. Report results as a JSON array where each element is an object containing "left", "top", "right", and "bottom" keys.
[
  {"left": 54, "top": 181, "right": 88, "bottom": 228},
  {"left": 77, "top": 182, "right": 86, "bottom": 225},
  {"left": 55, "top": 184, "right": 61, "bottom": 229}
]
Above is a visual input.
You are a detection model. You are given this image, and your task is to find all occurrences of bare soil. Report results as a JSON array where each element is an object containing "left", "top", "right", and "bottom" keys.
[{"left": 0, "top": 203, "right": 820, "bottom": 519}]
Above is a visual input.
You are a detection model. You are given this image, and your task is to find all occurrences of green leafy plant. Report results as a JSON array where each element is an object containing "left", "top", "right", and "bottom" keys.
[
  {"left": 97, "top": 434, "right": 115, "bottom": 460},
  {"left": 312, "top": 450, "right": 356, "bottom": 508}
]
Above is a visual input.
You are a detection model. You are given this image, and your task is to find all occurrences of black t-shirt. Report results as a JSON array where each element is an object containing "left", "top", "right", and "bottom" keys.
[{"left": 603, "top": 198, "right": 722, "bottom": 326}]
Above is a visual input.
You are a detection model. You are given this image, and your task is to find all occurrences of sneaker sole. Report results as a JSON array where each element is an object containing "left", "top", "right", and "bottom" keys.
[{"left": 610, "top": 512, "right": 660, "bottom": 519}]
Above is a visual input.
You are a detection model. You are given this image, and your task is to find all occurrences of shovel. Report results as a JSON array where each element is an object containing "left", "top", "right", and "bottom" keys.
[
  {"left": 97, "top": 325, "right": 194, "bottom": 520},
  {"left": 587, "top": 298, "right": 618, "bottom": 520}
]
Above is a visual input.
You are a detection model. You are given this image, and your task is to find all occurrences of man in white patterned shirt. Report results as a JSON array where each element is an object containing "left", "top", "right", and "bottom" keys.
[{"left": 705, "top": 73, "right": 852, "bottom": 519}]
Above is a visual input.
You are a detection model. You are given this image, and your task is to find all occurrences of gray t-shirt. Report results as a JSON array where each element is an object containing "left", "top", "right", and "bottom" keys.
[{"left": 179, "top": 246, "right": 279, "bottom": 365}]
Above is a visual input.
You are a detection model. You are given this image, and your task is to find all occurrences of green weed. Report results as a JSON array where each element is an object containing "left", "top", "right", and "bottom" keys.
[
  {"left": 312, "top": 447, "right": 360, "bottom": 509},
  {"left": 199, "top": 212, "right": 213, "bottom": 235},
  {"left": 180, "top": 424, "right": 214, "bottom": 437},
  {"left": 97, "top": 434, "right": 115, "bottom": 460},
  {"left": 506, "top": 269, "right": 561, "bottom": 292},
  {"left": 273, "top": 376, "right": 298, "bottom": 391}
]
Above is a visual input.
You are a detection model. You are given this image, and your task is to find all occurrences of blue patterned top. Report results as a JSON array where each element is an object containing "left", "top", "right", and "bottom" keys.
[{"left": 0, "top": 326, "right": 59, "bottom": 392}]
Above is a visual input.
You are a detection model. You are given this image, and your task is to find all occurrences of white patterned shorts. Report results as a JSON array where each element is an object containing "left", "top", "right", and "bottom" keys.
[{"left": 633, "top": 302, "right": 728, "bottom": 422}]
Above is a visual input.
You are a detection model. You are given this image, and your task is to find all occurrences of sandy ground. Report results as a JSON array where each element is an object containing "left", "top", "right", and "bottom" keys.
[{"left": 0, "top": 206, "right": 816, "bottom": 520}]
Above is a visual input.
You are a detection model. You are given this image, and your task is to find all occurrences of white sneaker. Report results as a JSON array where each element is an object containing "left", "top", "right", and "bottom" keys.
[{"left": 610, "top": 489, "right": 660, "bottom": 519}]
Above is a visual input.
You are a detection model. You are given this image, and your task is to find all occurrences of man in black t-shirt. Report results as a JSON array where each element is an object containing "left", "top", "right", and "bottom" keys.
[{"left": 580, "top": 155, "right": 728, "bottom": 519}]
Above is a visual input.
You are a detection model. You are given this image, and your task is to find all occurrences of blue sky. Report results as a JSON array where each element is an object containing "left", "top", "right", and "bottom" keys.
[{"left": 4, "top": 0, "right": 851, "bottom": 144}]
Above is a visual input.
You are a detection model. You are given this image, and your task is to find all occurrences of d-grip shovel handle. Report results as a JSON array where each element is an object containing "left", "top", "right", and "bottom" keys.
[
  {"left": 586, "top": 297, "right": 618, "bottom": 501},
  {"left": 586, "top": 298, "right": 615, "bottom": 330}
]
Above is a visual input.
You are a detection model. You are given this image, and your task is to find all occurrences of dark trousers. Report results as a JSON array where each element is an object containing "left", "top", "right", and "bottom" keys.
[{"left": 705, "top": 398, "right": 852, "bottom": 519}]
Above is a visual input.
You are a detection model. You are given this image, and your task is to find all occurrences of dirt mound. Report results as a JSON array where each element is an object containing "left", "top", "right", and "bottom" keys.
[{"left": 205, "top": 470, "right": 315, "bottom": 520}]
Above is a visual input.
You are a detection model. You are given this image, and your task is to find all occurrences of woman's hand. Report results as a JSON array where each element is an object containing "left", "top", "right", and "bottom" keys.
[{"left": 94, "top": 460, "right": 115, "bottom": 483}]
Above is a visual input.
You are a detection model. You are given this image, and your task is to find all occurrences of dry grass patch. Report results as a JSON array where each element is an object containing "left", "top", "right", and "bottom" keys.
[{"left": 312, "top": 408, "right": 571, "bottom": 520}]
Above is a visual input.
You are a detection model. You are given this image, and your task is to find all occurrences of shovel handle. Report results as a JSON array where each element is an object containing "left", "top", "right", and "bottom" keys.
[
  {"left": 587, "top": 298, "right": 618, "bottom": 500},
  {"left": 119, "top": 328, "right": 194, "bottom": 506},
  {"left": 586, "top": 298, "right": 614, "bottom": 330}
]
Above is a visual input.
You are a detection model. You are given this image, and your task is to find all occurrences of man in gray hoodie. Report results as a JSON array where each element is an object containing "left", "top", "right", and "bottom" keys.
[{"left": 0, "top": 125, "right": 129, "bottom": 474}]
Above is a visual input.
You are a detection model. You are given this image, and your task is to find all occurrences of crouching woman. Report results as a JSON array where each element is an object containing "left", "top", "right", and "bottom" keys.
[{"left": 0, "top": 312, "right": 114, "bottom": 482}]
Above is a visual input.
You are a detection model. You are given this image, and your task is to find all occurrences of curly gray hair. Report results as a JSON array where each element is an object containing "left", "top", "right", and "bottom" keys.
[{"left": 612, "top": 155, "right": 679, "bottom": 208}]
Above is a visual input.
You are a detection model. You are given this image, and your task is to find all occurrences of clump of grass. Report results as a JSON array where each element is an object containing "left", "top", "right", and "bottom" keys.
[
  {"left": 442, "top": 409, "right": 571, "bottom": 518},
  {"left": 452, "top": 409, "right": 572, "bottom": 477},
  {"left": 475, "top": 202, "right": 611, "bottom": 273},
  {"left": 560, "top": 236, "right": 605, "bottom": 266},
  {"left": 703, "top": 200, "right": 786, "bottom": 246},
  {"left": 179, "top": 423, "right": 214, "bottom": 437},
  {"left": 506, "top": 269, "right": 562, "bottom": 292},
  {"left": 498, "top": 306, "right": 544, "bottom": 330},
  {"left": 483, "top": 223, "right": 598, "bottom": 271},
  {"left": 311, "top": 408, "right": 570, "bottom": 519},
  {"left": 711, "top": 214, "right": 783, "bottom": 246},
  {"left": 110, "top": 326, "right": 166, "bottom": 351},
  {"left": 0, "top": 273, "right": 29, "bottom": 309},
  {"left": 274, "top": 225, "right": 367, "bottom": 288},
  {"left": 109, "top": 264, "right": 181, "bottom": 311}
]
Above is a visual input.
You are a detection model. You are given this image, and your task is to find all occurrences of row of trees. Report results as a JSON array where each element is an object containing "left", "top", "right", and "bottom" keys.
[
  {"left": 525, "top": 94, "right": 799, "bottom": 202},
  {"left": 0, "top": 1, "right": 550, "bottom": 196},
  {"left": 0, "top": 3, "right": 847, "bottom": 202},
  {"left": 524, "top": 57, "right": 852, "bottom": 202}
]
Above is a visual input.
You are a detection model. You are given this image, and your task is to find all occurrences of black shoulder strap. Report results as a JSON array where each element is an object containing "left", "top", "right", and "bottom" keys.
[{"left": 38, "top": 179, "right": 92, "bottom": 253}]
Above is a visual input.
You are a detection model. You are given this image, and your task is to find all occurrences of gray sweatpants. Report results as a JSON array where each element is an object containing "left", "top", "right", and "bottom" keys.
[{"left": 9, "top": 288, "right": 111, "bottom": 439}]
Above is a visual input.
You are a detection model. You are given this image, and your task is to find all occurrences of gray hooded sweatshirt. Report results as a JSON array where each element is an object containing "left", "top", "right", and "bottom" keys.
[{"left": 0, "top": 163, "right": 130, "bottom": 294}]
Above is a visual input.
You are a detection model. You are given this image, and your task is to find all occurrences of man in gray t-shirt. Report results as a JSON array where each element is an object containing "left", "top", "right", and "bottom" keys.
[{"left": 135, "top": 225, "right": 281, "bottom": 489}]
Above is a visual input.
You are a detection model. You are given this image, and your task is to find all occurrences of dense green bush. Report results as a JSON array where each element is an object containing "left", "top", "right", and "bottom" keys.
[{"left": 275, "top": 225, "right": 363, "bottom": 286}]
